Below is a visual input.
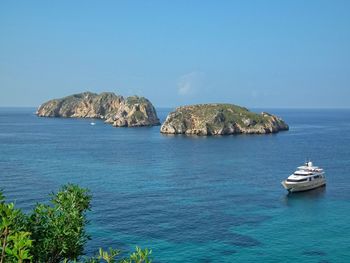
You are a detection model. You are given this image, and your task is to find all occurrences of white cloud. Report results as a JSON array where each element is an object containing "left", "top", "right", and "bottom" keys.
[{"left": 177, "top": 71, "right": 204, "bottom": 96}]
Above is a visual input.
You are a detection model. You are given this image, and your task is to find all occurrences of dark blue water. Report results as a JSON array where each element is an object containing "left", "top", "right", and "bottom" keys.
[{"left": 1, "top": 108, "right": 350, "bottom": 262}]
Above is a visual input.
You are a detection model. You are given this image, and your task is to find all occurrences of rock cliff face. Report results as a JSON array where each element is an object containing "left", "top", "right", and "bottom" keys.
[
  {"left": 160, "top": 104, "right": 288, "bottom": 135},
  {"left": 36, "top": 92, "right": 160, "bottom": 127}
]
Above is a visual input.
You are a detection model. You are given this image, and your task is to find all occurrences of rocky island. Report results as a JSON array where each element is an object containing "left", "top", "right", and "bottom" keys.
[
  {"left": 160, "top": 104, "right": 289, "bottom": 135},
  {"left": 36, "top": 92, "right": 160, "bottom": 127}
]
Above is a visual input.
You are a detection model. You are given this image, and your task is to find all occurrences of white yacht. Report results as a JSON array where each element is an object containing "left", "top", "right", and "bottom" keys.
[{"left": 281, "top": 161, "right": 326, "bottom": 192}]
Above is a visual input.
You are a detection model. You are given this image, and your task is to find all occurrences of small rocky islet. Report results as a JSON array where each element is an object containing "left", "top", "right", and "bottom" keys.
[
  {"left": 36, "top": 92, "right": 160, "bottom": 127},
  {"left": 160, "top": 104, "right": 289, "bottom": 135}
]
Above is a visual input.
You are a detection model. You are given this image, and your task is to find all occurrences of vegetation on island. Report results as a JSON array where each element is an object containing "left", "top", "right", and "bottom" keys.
[
  {"left": 160, "top": 103, "right": 289, "bottom": 135},
  {"left": 0, "top": 185, "right": 152, "bottom": 263}
]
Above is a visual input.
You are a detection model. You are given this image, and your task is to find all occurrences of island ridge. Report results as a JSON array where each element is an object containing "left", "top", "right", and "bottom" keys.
[{"left": 36, "top": 92, "right": 160, "bottom": 127}]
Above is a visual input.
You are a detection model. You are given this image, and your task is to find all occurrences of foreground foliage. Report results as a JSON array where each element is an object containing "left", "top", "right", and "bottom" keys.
[{"left": 0, "top": 185, "right": 152, "bottom": 263}]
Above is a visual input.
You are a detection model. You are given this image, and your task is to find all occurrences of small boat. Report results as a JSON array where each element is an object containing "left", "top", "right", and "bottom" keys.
[
  {"left": 281, "top": 161, "right": 326, "bottom": 192},
  {"left": 90, "top": 122, "right": 96, "bottom": 126}
]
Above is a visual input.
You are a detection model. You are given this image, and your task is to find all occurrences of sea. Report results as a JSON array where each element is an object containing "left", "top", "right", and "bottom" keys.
[{"left": 1, "top": 108, "right": 350, "bottom": 263}]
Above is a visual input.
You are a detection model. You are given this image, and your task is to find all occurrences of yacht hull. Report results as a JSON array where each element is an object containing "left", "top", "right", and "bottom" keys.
[{"left": 281, "top": 179, "right": 326, "bottom": 193}]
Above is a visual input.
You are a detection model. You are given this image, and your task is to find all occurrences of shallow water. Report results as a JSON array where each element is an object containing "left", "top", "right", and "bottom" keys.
[{"left": 1, "top": 108, "right": 350, "bottom": 262}]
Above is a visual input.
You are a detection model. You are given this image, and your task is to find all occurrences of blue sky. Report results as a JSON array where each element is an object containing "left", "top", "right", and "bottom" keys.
[{"left": 1, "top": 0, "right": 349, "bottom": 108}]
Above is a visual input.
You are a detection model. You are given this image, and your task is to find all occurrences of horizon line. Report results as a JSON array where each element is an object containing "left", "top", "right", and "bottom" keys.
[{"left": 1, "top": 106, "right": 350, "bottom": 110}]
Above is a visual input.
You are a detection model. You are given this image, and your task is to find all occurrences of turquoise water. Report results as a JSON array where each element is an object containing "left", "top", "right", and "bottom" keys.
[{"left": 1, "top": 108, "right": 350, "bottom": 262}]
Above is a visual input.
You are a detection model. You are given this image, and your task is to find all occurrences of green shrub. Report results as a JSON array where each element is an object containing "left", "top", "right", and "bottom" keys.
[{"left": 0, "top": 185, "right": 152, "bottom": 263}]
